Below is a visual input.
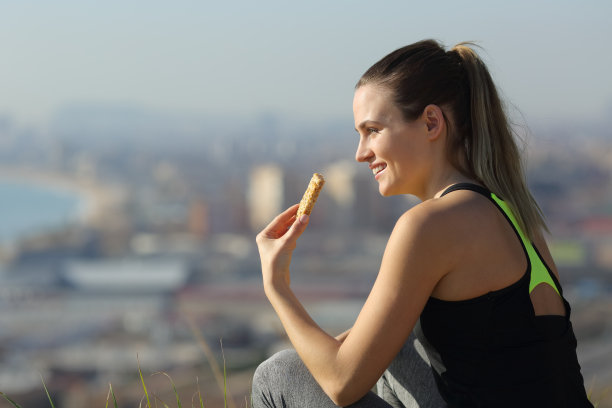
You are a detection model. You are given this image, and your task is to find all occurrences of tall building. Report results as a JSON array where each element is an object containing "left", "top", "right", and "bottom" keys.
[
  {"left": 188, "top": 197, "right": 209, "bottom": 239},
  {"left": 323, "top": 161, "right": 358, "bottom": 229},
  {"left": 248, "top": 164, "right": 284, "bottom": 231},
  {"left": 324, "top": 161, "right": 357, "bottom": 208}
]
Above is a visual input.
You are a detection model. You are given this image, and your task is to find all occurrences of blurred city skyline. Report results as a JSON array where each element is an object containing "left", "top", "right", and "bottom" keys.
[
  {"left": 1, "top": 0, "right": 611, "bottom": 130},
  {"left": 1, "top": 2, "right": 612, "bottom": 406}
]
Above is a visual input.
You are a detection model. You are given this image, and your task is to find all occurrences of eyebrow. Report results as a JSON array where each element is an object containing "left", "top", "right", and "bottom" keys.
[{"left": 355, "top": 120, "right": 383, "bottom": 132}]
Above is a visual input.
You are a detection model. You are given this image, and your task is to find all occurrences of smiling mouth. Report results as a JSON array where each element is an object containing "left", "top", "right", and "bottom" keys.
[{"left": 372, "top": 164, "right": 386, "bottom": 176}]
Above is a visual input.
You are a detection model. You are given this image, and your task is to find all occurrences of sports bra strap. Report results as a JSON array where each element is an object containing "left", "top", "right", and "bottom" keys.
[
  {"left": 440, "top": 183, "right": 562, "bottom": 296},
  {"left": 440, "top": 182, "right": 490, "bottom": 198}
]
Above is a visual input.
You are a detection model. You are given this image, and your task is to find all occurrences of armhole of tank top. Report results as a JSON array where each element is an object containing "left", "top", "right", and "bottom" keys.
[
  {"left": 440, "top": 184, "right": 563, "bottom": 297},
  {"left": 532, "top": 244, "right": 564, "bottom": 296},
  {"left": 489, "top": 194, "right": 561, "bottom": 297}
]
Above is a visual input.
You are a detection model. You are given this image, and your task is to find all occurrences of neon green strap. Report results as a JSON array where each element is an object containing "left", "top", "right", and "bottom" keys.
[{"left": 490, "top": 194, "right": 560, "bottom": 296}]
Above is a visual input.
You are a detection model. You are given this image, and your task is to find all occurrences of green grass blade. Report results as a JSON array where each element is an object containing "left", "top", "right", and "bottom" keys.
[
  {"left": 106, "top": 383, "right": 119, "bottom": 408},
  {"left": 152, "top": 394, "right": 171, "bottom": 408},
  {"left": 0, "top": 391, "right": 24, "bottom": 408},
  {"left": 196, "top": 391, "right": 205, "bottom": 408},
  {"left": 220, "top": 339, "right": 228, "bottom": 408},
  {"left": 198, "top": 383, "right": 205, "bottom": 408},
  {"left": 137, "top": 355, "right": 152, "bottom": 408},
  {"left": 153, "top": 371, "right": 182, "bottom": 408},
  {"left": 192, "top": 377, "right": 204, "bottom": 408},
  {"left": 187, "top": 318, "right": 235, "bottom": 407},
  {"left": 40, "top": 375, "right": 56, "bottom": 408}
]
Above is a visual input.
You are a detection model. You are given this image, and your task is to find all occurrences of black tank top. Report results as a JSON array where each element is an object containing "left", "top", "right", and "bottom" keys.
[{"left": 415, "top": 183, "right": 593, "bottom": 407}]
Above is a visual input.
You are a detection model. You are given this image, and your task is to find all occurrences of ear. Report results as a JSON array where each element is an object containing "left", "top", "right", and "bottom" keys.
[{"left": 422, "top": 104, "right": 445, "bottom": 141}]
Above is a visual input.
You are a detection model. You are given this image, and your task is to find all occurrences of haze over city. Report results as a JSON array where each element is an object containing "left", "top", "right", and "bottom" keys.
[
  {"left": 1, "top": 0, "right": 611, "bottom": 128},
  {"left": 1, "top": 1, "right": 612, "bottom": 407}
]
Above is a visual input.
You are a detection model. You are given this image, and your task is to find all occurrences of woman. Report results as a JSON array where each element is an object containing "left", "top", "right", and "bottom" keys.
[{"left": 252, "top": 39, "right": 593, "bottom": 407}]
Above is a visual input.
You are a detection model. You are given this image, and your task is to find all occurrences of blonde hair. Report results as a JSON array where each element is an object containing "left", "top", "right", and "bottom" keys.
[
  {"left": 451, "top": 43, "right": 546, "bottom": 239},
  {"left": 357, "top": 40, "right": 547, "bottom": 240}
]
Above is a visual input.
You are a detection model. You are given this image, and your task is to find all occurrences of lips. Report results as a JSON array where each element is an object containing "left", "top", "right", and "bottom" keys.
[{"left": 371, "top": 163, "right": 386, "bottom": 176}]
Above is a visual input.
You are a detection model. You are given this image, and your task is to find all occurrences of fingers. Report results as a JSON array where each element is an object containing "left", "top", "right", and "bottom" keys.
[
  {"left": 257, "top": 204, "right": 311, "bottom": 245},
  {"left": 255, "top": 206, "right": 310, "bottom": 281},
  {"left": 265, "top": 213, "right": 309, "bottom": 256},
  {"left": 259, "top": 204, "right": 299, "bottom": 239}
]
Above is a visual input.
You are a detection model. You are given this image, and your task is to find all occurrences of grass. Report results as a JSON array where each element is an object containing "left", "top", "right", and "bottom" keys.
[
  {"left": 40, "top": 376, "right": 55, "bottom": 408},
  {"left": 0, "top": 392, "right": 22, "bottom": 408},
  {"left": 1, "top": 368, "right": 609, "bottom": 408},
  {"left": 4, "top": 371, "right": 606, "bottom": 408},
  {"left": 1, "top": 319, "right": 607, "bottom": 407},
  {"left": 0, "top": 319, "right": 250, "bottom": 408},
  {"left": 105, "top": 383, "right": 118, "bottom": 408},
  {"left": 2, "top": 370, "right": 232, "bottom": 408},
  {"left": 587, "top": 376, "right": 612, "bottom": 408}
]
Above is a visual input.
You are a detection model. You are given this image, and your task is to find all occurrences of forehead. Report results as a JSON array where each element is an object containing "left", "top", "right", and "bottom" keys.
[
  {"left": 353, "top": 84, "right": 392, "bottom": 106},
  {"left": 353, "top": 84, "right": 399, "bottom": 123}
]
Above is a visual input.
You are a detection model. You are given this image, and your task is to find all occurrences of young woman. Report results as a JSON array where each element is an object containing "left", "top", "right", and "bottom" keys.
[{"left": 252, "top": 39, "right": 593, "bottom": 407}]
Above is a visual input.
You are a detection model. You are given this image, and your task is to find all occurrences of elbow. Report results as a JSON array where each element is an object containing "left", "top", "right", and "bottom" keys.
[
  {"left": 325, "top": 380, "right": 367, "bottom": 407},
  {"left": 329, "top": 391, "right": 363, "bottom": 407},
  {"left": 329, "top": 394, "right": 353, "bottom": 407}
]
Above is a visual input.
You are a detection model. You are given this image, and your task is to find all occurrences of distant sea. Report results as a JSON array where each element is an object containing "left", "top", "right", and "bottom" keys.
[{"left": 0, "top": 180, "right": 83, "bottom": 244}]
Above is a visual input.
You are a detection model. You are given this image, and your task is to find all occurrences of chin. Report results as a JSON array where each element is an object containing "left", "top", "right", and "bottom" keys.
[
  {"left": 379, "top": 182, "right": 414, "bottom": 197},
  {"left": 378, "top": 185, "right": 400, "bottom": 197}
]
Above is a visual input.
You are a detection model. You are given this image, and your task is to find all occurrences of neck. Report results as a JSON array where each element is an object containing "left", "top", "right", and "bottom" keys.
[
  {"left": 420, "top": 167, "right": 477, "bottom": 201},
  {"left": 413, "top": 129, "right": 480, "bottom": 201}
]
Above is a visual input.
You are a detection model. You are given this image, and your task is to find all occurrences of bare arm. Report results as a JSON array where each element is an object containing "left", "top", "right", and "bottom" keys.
[
  {"left": 335, "top": 328, "right": 351, "bottom": 343},
  {"left": 256, "top": 203, "right": 452, "bottom": 406}
]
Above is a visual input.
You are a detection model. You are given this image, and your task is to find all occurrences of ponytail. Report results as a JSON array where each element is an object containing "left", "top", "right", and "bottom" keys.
[
  {"left": 451, "top": 43, "right": 547, "bottom": 240},
  {"left": 357, "top": 40, "right": 547, "bottom": 240}
]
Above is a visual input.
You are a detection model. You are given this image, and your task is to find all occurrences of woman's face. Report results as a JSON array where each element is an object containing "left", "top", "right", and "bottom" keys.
[{"left": 353, "top": 84, "right": 432, "bottom": 197}]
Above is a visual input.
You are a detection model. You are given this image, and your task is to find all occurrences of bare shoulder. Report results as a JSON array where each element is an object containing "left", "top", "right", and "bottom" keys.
[
  {"left": 394, "top": 191, "right": 491, "bottom": 248},
  {"left": 385, "top": 192, "right": 487, "bottom": 283}
]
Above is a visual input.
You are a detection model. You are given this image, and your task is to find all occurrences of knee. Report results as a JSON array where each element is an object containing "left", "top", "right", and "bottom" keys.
[
  {"left": 253, "top": 349, "right": 300, "bottom": 389},
  {"left": 252, "top": 349, "right": 303, "bottom": 407}
]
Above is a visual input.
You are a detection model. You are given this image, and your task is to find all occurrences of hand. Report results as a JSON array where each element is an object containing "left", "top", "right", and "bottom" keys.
[{"left": 255, "top": 204, "right": 310, "bottom": 288}]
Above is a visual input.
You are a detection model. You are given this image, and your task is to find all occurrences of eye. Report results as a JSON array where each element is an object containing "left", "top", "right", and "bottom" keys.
[{"left": 367, "top": 128, "right": 380, "bottom": 135}]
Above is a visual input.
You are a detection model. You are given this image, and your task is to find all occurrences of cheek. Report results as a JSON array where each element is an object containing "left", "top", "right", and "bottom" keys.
[{"left": 385, "top": 144, "right": 408, "bottom": 166}]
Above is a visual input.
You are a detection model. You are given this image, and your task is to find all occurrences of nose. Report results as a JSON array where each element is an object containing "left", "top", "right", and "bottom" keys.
[{"left": 355, "top": 137, "right": 373, "bottom": 163}]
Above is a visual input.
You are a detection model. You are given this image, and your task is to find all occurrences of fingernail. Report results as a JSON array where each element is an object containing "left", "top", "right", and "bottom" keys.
[{"left": 299, "top": 214, "right": 309, "bottom": 224}]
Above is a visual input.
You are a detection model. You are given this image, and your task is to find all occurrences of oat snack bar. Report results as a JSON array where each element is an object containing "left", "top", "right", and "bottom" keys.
[{"left": 296, "top": 173, "right": 325, "bottom": 219}]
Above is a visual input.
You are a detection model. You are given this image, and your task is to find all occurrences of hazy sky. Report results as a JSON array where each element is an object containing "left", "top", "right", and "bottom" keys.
[{"left": 1, "top": 0, "right": 611, "bottom": 128}]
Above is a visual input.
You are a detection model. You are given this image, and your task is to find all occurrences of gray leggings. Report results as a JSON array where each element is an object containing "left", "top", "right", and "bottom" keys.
[{"left": 251, "top": 332, "right": 445, "bottom": 407}]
